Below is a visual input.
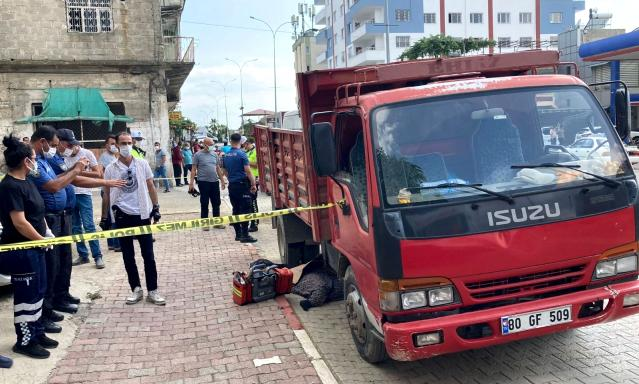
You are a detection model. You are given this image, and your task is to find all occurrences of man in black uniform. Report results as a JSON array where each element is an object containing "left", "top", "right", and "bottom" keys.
[{"left": 221, "top": 133, "right": 257, "bottom": 243}]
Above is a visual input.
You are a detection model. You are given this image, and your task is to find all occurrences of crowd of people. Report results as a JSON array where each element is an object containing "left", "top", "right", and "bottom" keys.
[{"left": 0, "top": 127, "right": 261, "bottom": 366}]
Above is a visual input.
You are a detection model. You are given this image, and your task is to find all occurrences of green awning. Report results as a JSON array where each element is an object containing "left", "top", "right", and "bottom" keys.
[{"left": 16, "top": 87, "right": 134, "bottom": 130}]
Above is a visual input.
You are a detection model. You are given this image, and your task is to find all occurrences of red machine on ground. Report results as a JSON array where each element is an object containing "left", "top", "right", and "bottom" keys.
[{"left": 254, "top": 51, "right": 639, "bottom": 362}]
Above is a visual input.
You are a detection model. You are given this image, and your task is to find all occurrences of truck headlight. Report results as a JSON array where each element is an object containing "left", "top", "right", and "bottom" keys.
[
  {"left": 594, "top": 254, "right": 638, "bottom": 279},
  {"left": 401, "top": 291, "right": 427, "bottom": 310},
  {"left": 428, "top": 286, "right": 454, "bottom": 306}
]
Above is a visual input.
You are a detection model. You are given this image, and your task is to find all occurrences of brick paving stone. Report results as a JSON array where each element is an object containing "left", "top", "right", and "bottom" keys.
[{"left": 47, "top": 211, "right": 319, "bottom": 383}]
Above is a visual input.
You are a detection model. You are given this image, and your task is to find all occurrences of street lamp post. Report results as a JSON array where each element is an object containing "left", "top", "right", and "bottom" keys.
[
  {"left": 250, "top": 16, "right": 292, "bottom": 128},
  {"left": 211, "top": 78, "right": 236, "bottom": 142},
  {"left": 225, "top": 58, "right": 258, "bottom": 132}
]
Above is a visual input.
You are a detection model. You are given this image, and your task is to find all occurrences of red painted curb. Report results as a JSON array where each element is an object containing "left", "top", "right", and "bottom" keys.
[{"left": 276, "top": 295, "right": 303, "bottom": 330}]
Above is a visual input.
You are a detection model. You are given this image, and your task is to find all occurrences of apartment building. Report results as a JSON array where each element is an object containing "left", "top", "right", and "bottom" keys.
[
  {"left": 0, "top": 0, "right": 194, "bottom": 156},
  {"left": 314, "top": 0, "right": 585, "bottom": 68}
]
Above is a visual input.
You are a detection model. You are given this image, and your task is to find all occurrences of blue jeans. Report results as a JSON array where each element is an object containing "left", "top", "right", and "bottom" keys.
[
  {"left": 154, "top": 165, "right": 170, "bottom": 191},
  {"left": 72, "top": 194, "right": 102, "bottom": 260}
]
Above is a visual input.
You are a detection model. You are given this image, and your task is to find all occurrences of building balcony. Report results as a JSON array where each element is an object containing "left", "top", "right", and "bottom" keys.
[
  {"left": 316, "top": 27, "right": 331, "bottom": 44},
  {"left": 349, "top": 47, "right": 385, "bottom": 67},
  {"left": 163, "top": 36, "right": 195, "bottom": 104},
  {"left": 350, "top": 0, "right": 384, "bottom": 19},
  {"left": 316, "top": 51, "right": 328, "bottom": 64},
  {"left": 160, "top": 0, "right": 184, "bottom": 11},
  {"left": 350, "top": 22, "right": 385, "bottom": 43},
  {"left": 315, "top": 6, "right": 327, "bottom": 25}
]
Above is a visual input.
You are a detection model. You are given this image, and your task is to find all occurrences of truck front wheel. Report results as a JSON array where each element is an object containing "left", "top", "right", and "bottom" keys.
[{"left": 344, "top": 266, "right": 387, "bottom": 363}]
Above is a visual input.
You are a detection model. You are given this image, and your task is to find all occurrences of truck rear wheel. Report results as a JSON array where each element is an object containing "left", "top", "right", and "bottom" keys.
[
  {"left": 344, "top": 266, "right": 387, "bottom": 363},
  {"left": 276, "top": 215, "right": 318, "bottom": 267}
]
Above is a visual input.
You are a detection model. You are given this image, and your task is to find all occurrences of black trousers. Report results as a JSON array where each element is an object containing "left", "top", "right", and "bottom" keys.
[
  {"left": 183, "top": 164, "right": 192, "bottom": 185},
  {"left": 173, "top": 164, "right": 182, "bottom": 186},
  {"left": 0, "top": 249, "right": 46, "bottom": 344},
  {"left": 197, "top": 180, "right": 221, "bottom": 218},
  {"left": 114, "top": 209, "right": 158, "bottom": 292},
  {"left": 228, "top": 181, "right": 252, "bottom": 237},
  {"left": 44, "top": 212, "right": 72, "bottom": 316},
  {"left": 249, "top": 178, "right": 259, "bottom": 228}
]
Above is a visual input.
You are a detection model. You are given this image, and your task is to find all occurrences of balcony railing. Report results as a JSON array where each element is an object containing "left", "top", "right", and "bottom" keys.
[
  {"left": 160, "top": 0, "right": 184, "bottom": 10},
  {"left": 163, "top": 36, "right": 195, "bottom": 63}
]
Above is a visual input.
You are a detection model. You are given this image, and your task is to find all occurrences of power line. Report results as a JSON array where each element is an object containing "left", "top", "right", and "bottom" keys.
[{"left": 182, "top": 20, "right": 293, "bottom": 35}]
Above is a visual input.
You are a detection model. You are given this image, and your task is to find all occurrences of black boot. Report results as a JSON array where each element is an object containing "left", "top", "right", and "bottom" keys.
[
  {"left": 61, "top": 293, "right": 80, "bottom": 305},
  {"left": 47, "top": 310, "right": 64, "bottom": 323},
  {"left": 53, "top": 301, "right": 78, "bottom": 314},
  {"left": 12, "top": 342, "right": 50, "bottom": 359},
  {"left": 42, "top": 318, "right": 62, "bottom": 334},
  {"left": 38, "top": 334, "right": 59, "bottom": 349}
]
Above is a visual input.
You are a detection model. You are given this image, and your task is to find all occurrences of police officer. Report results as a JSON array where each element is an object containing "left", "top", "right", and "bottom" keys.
[
  {"left": 222, "top": 133, "right": 257, "bottom": 243},
  {"left": 30, "top": 126, "right": 125, "bottom": 332},
  {"left": 244, "top": 137, "right": 259, "bottom": 232}
]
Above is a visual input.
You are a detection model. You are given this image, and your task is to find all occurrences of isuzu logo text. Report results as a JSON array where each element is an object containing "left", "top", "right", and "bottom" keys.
[{"left": 487, "top": 203, "right": 561, "bottom": 227}]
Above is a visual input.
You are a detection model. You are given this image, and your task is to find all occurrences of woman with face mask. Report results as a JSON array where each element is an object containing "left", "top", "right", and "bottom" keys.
[{"left": 0, "top": 135, "right": 59, "bottom": 361}]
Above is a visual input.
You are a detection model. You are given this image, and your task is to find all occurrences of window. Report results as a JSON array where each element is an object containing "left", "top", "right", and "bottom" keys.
[
  {"left": 498, "top": 37, "right": 511, "bottom": 48},
  {"left": 519, "top": 37, "right": 533, "bottom": 48},
  {"left": 424, "top": 13, "right": 436, "bottom": 24},
  {"left": 519, "top": 12, "right": 532, "bottom": 24},
  {"left": 32, "top": 102, "right": 127, "bottom": 149},
  {"left": 66, "top": 0, "right": 113, "bottom": 33},
  {"left": 448, "top": 13, "right": 461, "bottom": 23},
  {"left": 469, "top": 13, "right": 483, "bottom": 24},
  {"left": 396, "top": 36, "right": 410, "bottom": 48},
  {"left": 396, "top": 9, "right": 411, "bottom": 22},
  {"left": 497, "top": 12, "right": 510, "bottom": 24},
  {"left": 549, "top": 12, "right": 563, "bottom": 23},
  {"left": 549, "top": 35, "right": 559, "bottom": 46}
]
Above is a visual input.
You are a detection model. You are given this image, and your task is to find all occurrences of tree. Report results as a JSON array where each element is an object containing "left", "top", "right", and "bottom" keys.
[
  {"left": 399, "top": 35, "right": 495, "bottom": 60},
  {"left": 169, "top": 115, "right": 196, "bottom": 141},
  {"left": 206, "top": 118, "right": 228, "bottom": 141}
]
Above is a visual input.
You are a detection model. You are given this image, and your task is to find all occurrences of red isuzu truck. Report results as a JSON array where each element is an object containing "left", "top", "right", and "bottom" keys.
[{"left": 254, "top": 50, "right": 639, "bottom": 362}]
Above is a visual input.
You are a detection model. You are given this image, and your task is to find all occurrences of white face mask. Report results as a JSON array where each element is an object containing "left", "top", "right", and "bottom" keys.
[
  {"left": 109, "top": 145, "right": 118, "bottom": 154},
  {"left": 27, "top": 159, "right": 39, "bottom": 177},
  {"left": 45, "top": 146, "right": 57, "bottom": 159},
  {"left": 119, "top": 144, "right": 133, "bottom": 158},
  {"left": 62, "top": 148, "right": 73, "bottom": 157}
]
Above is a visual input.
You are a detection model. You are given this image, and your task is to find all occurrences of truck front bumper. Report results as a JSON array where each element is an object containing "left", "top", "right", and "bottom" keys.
[{"left": 383, "top": 280, "right": 639, "bottom": 361}]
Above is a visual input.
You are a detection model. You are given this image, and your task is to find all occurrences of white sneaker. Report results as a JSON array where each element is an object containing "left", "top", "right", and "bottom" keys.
[
  {"left": 146, "top": 290, "right": 166, "bottom": 306},
  {"left": 126, "top": 287, "right": 143, "bottom": 305}
]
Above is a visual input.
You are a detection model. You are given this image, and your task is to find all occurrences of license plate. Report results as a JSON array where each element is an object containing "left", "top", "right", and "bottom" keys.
[{"left": 501, "top": 306, "right": 572, "bottom": 335}]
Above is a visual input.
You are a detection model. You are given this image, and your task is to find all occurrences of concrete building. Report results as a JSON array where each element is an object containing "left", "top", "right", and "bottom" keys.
[
  {"left": 314, "top": 0, "right": 585, "bottom": 68},
  {"left": 294, "top": 29, "right": 328, "bottom": 73},
  {"left": 0, "top": 0, "right": 194, "bottom": 158}
]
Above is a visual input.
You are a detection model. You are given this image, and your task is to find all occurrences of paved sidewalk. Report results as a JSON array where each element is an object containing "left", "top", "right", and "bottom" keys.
[{"left": 44, "top": 212, "right": 320, "bottom": 384}]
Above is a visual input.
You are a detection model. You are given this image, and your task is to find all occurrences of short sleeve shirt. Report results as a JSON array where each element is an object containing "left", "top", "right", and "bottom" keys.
[
  {"left": 222, "top": 148, "right": 249, "bottom": 183},
  {"left": 65, "top": 148, "right": 98, "bottom": 195},
  {"left": 30, "top": 153, "right": 67, "bottom": 212},
  {"left": 104, "top": 158, "right": 154, "bottom": 216},
  {"left": 154, "top": 149, "right": 167, "bottom": 168},
  {"left": 182, "top": 149, "right": 193, "bottom": 165},
  {"left": 99, "top": 151, "right": 117, "bottom": 169},
  {"left": 47, "top": 154, "right": 76, "bottom": 210},
  {"left": 192, "top": 150, "right": 220, "bottom": 182},
  {"left": 0, "top": 175, "right": 47, "bottom": 244}
]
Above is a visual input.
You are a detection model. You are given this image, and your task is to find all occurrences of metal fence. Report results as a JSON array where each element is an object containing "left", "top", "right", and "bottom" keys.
[{"left": 163, "top": 36, "right": 195, "bottom": 63}]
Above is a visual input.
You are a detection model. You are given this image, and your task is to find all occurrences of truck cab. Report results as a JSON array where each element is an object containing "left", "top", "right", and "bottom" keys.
[{"left": 256, "top": 51, "right": 639, "bottom": 362}]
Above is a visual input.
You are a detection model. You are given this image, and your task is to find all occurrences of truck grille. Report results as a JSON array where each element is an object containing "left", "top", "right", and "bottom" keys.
[{"left": 465, "top": 265, "right": 587, "bottom": 300}]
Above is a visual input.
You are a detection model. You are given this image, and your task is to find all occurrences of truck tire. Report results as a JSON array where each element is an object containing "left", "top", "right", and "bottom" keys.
[
  {"left": 344, "top": 266, "right": 387, "bottom": 363},
  {"left": 276, "top": 218, "right": 304, "bottom": 267}
]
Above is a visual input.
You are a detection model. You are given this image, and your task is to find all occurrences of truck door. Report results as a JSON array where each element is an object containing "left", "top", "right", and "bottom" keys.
[{"left": 329, "top": 112, "right": 378, "bottom": 303}]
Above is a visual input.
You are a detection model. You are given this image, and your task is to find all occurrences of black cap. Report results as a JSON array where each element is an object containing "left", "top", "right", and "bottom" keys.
[{"left": 57, "top": 128, "right": 80, "bottom": 145}]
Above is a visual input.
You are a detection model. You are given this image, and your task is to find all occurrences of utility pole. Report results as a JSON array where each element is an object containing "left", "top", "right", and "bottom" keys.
[
  {"left": 225, "top": 58, "right": 258, "bottom": 133},
  {"left": 385, "top": 0, "right": 391, "bottom": 64},
  {"left": 211, "top": 79, "right": 235, "bottom": 142}
]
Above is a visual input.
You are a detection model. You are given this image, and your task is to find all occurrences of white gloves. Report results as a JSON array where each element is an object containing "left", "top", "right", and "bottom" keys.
[{"left": 43, "top": 228, "right": 55, "bottom": 251}]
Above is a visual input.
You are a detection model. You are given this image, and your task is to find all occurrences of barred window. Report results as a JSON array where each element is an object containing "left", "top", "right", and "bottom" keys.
[
  {"left": 519, "top": 12, "right": 532, "bottom": 24},
  {"left": 396, "top": 36, "right": 410, "bottom": 48},
  {"left": 497, "top": 12, "right": 510, "bottom": 24},
  {"left": 519, "top": 37, "right": 533, "bottom": 48},
  {"left": 424, "top": 13, "right": 436, "bottom": 24},
  {"left": 498, "top": 37, "right": 511, "bottom": 48},
  {"left": 396, "top": 9, "right": 411, "bottom": 22},
  {"left": 448, "top": 13, "right": 462, "bottom": 24},
  {"left": 469, "top": 13, "right": 483, "bottom": 24},
  {"left": 66, "top": 0, "right": 113, "bottom": 33}
]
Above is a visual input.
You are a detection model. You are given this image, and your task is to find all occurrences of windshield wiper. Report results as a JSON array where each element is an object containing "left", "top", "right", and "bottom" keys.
[
  {"left": 408, "top": 183, "right": 515, "bottom": 204},
  {"left": 511, "top": 163, "right": 621, "bottom": 187}
]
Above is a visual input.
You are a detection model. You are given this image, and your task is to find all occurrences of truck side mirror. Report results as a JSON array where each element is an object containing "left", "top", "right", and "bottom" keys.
[
  {"left": 615, "top": 89, "right": 630, "bottom": 141},
  {"left": 310, "top": 122, "right": 338, "bottom": 176}
]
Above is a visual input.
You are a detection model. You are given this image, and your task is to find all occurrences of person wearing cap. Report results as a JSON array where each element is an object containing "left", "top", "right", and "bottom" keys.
[
  {"left": 221, "top": 133, "right": 257, "bottom": 243},
  {"left": 29, "top": 126, "right": 125, "bottom": 334},
  {"left": 154, "top": 142, "right": 170, "bottom": 193},
  {"left": 56, "top": 129, "right": 105, "bottom": 269},
  {"left": 130, "top": 130, "right": 146, "bottom": 160},
  {"left": 244, "top": 137, "right": 259, "bottom": 232}
]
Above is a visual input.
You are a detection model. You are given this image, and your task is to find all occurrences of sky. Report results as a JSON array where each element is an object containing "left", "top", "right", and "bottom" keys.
[{"left": 178, "top": 0, "right": 639, "bottom": 131}]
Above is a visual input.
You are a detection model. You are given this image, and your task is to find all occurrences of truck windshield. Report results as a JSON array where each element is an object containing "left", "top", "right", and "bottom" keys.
[{"left": 372, "top": 86, "right": 632, "bottom": 206}]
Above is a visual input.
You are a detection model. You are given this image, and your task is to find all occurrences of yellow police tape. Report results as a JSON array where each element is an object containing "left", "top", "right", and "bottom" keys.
[{"left": 0, "top": 202, "right": 339, "bottom": 253}]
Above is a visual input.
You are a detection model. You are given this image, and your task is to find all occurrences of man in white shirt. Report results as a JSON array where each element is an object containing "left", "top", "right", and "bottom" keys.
[
  {"left": 57, "top": 129, "right": 105, "bottom": 269},
  {"left": 102, "top": 132, "right": 165, "bottom": 305}
]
